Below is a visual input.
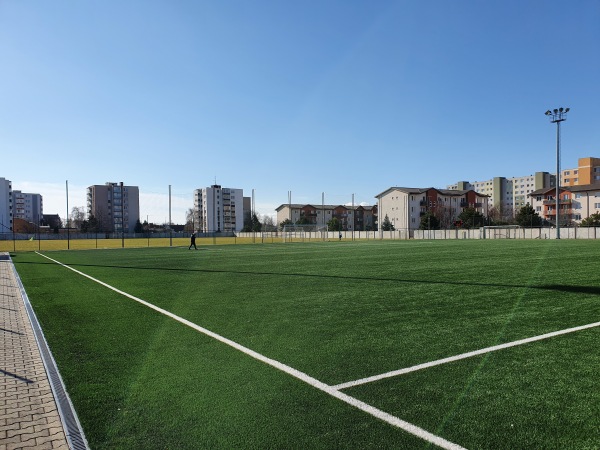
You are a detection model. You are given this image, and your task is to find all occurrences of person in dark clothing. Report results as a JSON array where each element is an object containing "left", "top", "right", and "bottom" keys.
[{"left": 189, "top": 232, "right": 197, "bottom": 250}]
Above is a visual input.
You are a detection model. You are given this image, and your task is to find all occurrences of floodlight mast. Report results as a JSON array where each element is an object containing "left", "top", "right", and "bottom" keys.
[{"left": 545, "top": 107, "right": 569, "bottom": 239}]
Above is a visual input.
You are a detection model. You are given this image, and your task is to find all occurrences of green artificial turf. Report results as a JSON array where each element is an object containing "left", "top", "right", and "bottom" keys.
[{"left": 12, "top": 240, "right": 600, "bottom": 449}]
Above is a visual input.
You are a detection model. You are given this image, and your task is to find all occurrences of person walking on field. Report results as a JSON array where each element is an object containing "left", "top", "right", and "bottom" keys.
[{"left": 189, "top": 232, "right": 197, "bottom": 250}]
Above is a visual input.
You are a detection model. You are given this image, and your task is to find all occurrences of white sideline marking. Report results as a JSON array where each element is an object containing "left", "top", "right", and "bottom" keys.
[
  {"left": 35, "top": 252, "right": 464, "bottom": 450},
  {"left": 333, "top": 320, "right": 600, "bottom": 391}
]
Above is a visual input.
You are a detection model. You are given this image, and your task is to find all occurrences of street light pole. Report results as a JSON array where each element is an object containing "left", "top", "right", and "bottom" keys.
[
  {"left": 545, "top": 107, "right": 569, "bottom": 239},
  {"left": 121, "top": 181, "right": 125, "bottom": 248}
]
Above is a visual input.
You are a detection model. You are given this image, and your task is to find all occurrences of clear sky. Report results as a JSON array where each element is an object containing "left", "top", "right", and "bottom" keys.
[{"left": 2, "top": 1, "right": 599, "bottom": 224}]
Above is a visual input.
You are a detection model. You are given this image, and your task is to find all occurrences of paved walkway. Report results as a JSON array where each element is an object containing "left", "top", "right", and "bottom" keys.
[{"left": 0, "top": 254, "right": 70, "bottom": 450}]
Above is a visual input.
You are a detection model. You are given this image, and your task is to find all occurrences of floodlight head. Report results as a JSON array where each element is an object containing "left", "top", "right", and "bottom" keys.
[
  {"left": 565, "top": 107, "right": 570, "bottom": 112},
  {"left": 545, "top": 110, "right": 551, "bottom": 115},
  {"left": 559, "top": 107, "right": 564, "bottom": 112},
  {"left": 554, "top": 109, "right": 558, "bottom": 114}
]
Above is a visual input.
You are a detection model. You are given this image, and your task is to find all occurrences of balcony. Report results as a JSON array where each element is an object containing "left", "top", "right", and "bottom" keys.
[
  {"left": 545, "top": 209, "right": 573, "bottom": 217},
  {"left": 542, "top": 199, "right": 571, "bottom": 206}
]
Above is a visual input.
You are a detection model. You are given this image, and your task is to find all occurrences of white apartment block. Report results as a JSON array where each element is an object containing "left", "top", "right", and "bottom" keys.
[
  {"left": 87, "top": 182, "right": 140, "bottom": 233},
  {"left": 13, "top": 191, "right": 43, "bottom": 224},
  {"left": 193, "top": 185, "right": 244, "bottom": 233},
  {"left": 376, "top": 187, "right": 489, "bottom": 230},
  {"left": 509, "top": 173, "right": 555, "bottom": 211},
  {"left": 0, "top": 177, "right": 13, "bottom": 233},
  {"left": 448, "top": 172, "right": 554, "bottom": 217}
]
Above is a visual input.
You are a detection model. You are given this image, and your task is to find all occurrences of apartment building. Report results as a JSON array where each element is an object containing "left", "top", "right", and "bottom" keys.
[
  {"left": 275, "top": 204, "right": 377, "bottom": 231},
  {"left": 376, "top": 187, "right": 489, "bottom": 230},
  {"left": 193, "top": 185, "right": 244, "bottom": 233},
  {"left": 0, "top": 177, "right": 13, "bottom": 233},
  {"left": 354, "top": 205, "right": 377, "bottom": 231},
  {"left": 529, "top": 183, "right": 600, "bottom": 225},
  {"left": 13, "top": 191, "right": 43, "bottom": 224},
  {"left": 87, "top": 182, "right": 140, "bottom": 232},
  {"left": 561, "top": 157, "right": 600, "bottom": 186},
  {"left": 448, "top": 172, "right": 554, "bottom": 218}
]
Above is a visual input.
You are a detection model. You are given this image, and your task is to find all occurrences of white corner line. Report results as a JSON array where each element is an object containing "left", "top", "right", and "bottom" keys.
[
  {"left": 333, "top": 320, "right": 600, "bottom": 391},
  {"left": 34, "top": 252, "right": 465, "bottom": 450}
]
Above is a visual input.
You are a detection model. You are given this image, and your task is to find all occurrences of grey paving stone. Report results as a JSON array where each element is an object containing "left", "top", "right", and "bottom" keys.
[{"left": 0, "top": 256, "right": 70, "bottom": 449}]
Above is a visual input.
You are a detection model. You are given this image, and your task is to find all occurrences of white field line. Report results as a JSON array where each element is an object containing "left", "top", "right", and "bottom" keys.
[
  {"left": 333, "top": 320, "right": 600, "bottom": 391},
  {"left": 35, "top": 252, "right": 465, "bottom": 450}
]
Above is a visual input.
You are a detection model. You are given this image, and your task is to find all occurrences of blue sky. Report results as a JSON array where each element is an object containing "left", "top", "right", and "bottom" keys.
[{"left": 2, "top": 1, "right": 599, "bottom": 224}]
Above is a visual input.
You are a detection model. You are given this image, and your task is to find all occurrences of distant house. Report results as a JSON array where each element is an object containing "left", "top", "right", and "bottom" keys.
[
  {"left": 42, "top": 214, "right": 62, "bottom": 231},
  {"left": 275, "top": 204, "right": 377, "bottom": 231},
  {"left": 12, "top": 218, "right": 35, "bottom": 233},
  {"left": 529, "top": 183, "right": 600, "bottom": 225},
  {"left": 375, "top": 187, "right": 489, "bottom": 230},
  {"left": 447, "top": 173, "right": 554, "bottom": 217}
]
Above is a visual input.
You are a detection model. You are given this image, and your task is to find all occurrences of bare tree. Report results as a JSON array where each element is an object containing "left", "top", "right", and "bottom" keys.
[
  {"left": 487, "top": 205, "right": 501, "bottom": 224},
  {"left": 502, "top": 204, "right": 515, "bottom": 223},
  {"left": 70, "top": 206, "right": 86, "bottom": 230},
  {"left": 434, "top": 206, "right": 455, "bottom": 229},
  {"left": 92, "top": 208, "right": 110, "bottom": 233},
  {"left": 185, "top": 208, "right": 195, "bottom": 232},
  {"left": 262, "top": 214, "right": 276, "bottom": 231},
  {"left": 488, "top": 204, "right": 515, "bottom": 225}
]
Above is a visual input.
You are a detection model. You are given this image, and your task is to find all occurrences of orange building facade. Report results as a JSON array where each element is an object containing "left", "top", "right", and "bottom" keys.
[{"left": 561, "top": 157, "right": 600, "bottom": 186}]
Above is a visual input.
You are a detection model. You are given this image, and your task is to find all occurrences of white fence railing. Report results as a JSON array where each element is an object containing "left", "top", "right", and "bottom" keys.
[
  {"left": 411, "top": 227, "right": 600, "bottom": 240},
  {"left": 244, "top": 227, "right": 600, "bottom": 240},
  {"left": 4, "top": 227, "right": 599, "bottom": 242}
]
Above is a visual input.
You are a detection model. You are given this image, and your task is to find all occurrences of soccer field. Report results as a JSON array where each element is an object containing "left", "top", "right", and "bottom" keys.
[{"left": 12, "top": 240, "right": 600, "bottom": 449}]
